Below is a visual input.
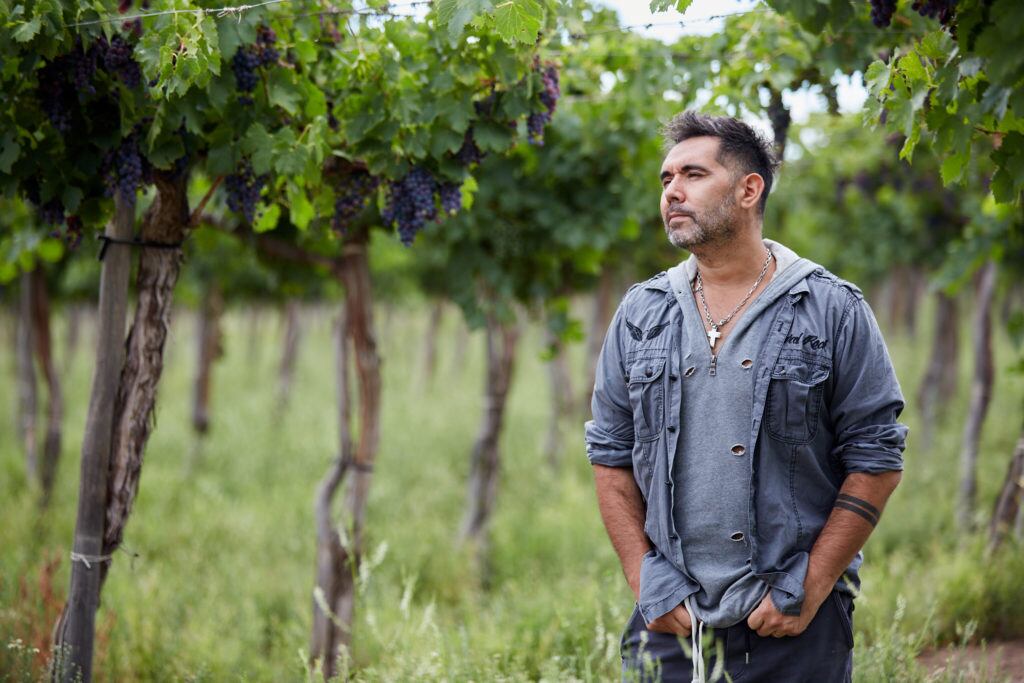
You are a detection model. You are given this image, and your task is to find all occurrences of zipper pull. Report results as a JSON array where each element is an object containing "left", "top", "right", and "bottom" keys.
[{"left": 709, "top": 354, "right": 717, "bottom": 376}]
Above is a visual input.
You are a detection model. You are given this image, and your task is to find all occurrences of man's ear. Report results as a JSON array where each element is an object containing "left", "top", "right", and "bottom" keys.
[{"left": 737, "top": 172, "right": 765, "bottom": 210}]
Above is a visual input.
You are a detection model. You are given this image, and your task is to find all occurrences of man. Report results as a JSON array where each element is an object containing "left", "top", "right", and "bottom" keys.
[{"left": 584, "top": 111, "right": 908, "bottom": 682}]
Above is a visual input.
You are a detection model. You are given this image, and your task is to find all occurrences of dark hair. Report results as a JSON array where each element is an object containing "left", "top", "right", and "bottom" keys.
[{"left": 661, "top": 110, "right": 779, "bottom": 215}]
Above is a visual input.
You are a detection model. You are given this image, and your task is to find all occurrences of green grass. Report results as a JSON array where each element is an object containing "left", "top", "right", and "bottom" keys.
[{"left": 2, "top": 293, "right": 1023, "bottom": 681}]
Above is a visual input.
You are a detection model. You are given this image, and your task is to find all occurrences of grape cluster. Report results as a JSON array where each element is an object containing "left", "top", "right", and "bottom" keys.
[
  {"left": 232, "top": 48, "right": 261, "bottom": 103},
  {"left": 381, "top": 167, "right": 439, "bottom": 246},
  {"left": 454, "top": 128, "right": 484, "bottom": 167},
  {"left": 39, "top": 199, "right": 66, "bottom": 226},
  {"left": 101, "top": 35, "right": 143, "bottom": 89},
  {"left": 225, "top": 158, "right": 269, "bottom": 223},
  {"left": 70, "top": 43, "right": 99, "bottom": 94},
  {"left": 438, "top": 181, "right": 463, "bottom": 215},
  {"left": 37, "top": 60, "right": 75, "bottom": 133},
  {"left": 256, "top": 25, "right": 280, "bottom": 66},
  {"left": 474, "top": 87, "right": 498, "bottom": 117},
  {"left": 911, "top": 0, "right": 956, "bottom": 26},
  {"left": 102, "top": 134, "right": 148, "bottom": 201},
  {"left": 332, "top": 170, "right": 380, "bottom": 234},
  {"left": 64, "top": 215, "right": 84, "bottom": 249},
  {"left": 869, "top": 0, "right": 898, "bottom": 27},
  {"left": 527, "top": 63, "right": 561, "bottom": 146}
]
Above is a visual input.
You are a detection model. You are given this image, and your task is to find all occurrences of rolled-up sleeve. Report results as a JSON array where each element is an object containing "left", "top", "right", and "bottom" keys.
[
  {"left": 584, "top": 300, "right": 635, "bottom": 468},
  {"left": 829, "top": 292, "right": 909, "bottom": 473}
]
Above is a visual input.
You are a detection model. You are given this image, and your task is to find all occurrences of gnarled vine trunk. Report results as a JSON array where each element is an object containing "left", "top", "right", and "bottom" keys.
[
  {"left": 582, "top": 269, "right": 615, "bottom": 416},
  {"left": 310, "top": 235, "right": 381, "bottom": 680},
  {"left": 459, "top": 314, "right": 520, "bottom": 572},
  {"left": 917, "top": 291, "right": 960, "bottom": 450},
  {"left": 543, "top": 322, "right": 574, "bottom": 469},
  {"left": 958, "top": 260, "right": 996, "bottom": 532},
  {"left": 277, "top": 300, "right": 302, "bottom": 415},
  {"left": 191, "top": 282, "right": 225, "bottom": 436},
  {"left": 422, "top": 299, "right": 444, "bottom": 386},
  {"left": 988, "top": 424, "right": 1024, "bottom": 553},
  {"left": 16, "top": 269, "right": 38, "bottom": 484},
  {"left": 30, "top": 266, "right": 63, "bottom": 506}
]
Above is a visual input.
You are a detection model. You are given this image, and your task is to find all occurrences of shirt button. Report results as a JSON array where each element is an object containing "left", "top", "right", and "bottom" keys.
[
  {"left": 667, "top": 425, "right": 676, "bottom": 433},
  {"left": 645, "top": 367, "right": 653, "bottom": 377},
  {"left": 669, "top": 374, "right": 678, "bottom": 381},
  {"left": 669, "top": 533, "right": 679, "bottom": 540},
  {"left": 665, "top": 480, "right": 672, "bottom": 487}
]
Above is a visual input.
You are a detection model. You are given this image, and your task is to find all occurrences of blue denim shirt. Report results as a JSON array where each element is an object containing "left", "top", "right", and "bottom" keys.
[{"left": 584, "top": 255, "right": 908, "bottom": 625}]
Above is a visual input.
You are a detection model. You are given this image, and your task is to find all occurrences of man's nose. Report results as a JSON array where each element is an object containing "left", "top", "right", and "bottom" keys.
[{"left": 664, "top": 174, "right": 685, "bottom": 203}]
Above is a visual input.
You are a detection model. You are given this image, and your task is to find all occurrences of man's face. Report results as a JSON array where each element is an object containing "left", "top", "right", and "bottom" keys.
[{"left": 659, "top": 136, "right": 741, "bottom": 250}]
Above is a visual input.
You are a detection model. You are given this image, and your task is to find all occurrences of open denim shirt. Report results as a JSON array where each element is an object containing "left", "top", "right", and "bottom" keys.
[{"left": 584, "top": 259, "right": 908, "bottom": 625}]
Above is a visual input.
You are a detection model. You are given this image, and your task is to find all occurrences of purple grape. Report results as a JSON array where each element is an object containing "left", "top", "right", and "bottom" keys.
[
  {"left": 37, "top": 60, "right": 74, "bottom": 133},
  {"left": 526, "top": 62, "right": 561, "bottom": 145},
  {"left": 256, "top": 25, "right": 279, "bottom": 66},
  {"left": 869, "top": 0, "right": 897, "bottom": 28},
  {"left": 332, "top": 170, "right": 380, "bottom": 234},
  {"left": 911, "top": 0, "right": 956, "bottom": 26},
  {"left": 39, "top": 199, "right": 65, "bottom": 226},
  {"left": 224, "top": 158, "right": 268, "bottom": 223},
  {"left": 102, "top": 133, "right": 148, "bottom": 201},
  {"left": 438, "top": 182, "right": 462, "bottom": 215},
  {"left": 233, "top": 47, "right": 261, "bottom": 97},
  {"left": 381, "top": 167, "right": 439, "bottom": 246},
  {"left": 454, "top": 129, "right": 484, "bottom": 167},
  {"left": 101, "top": 35, "right": 143, "bottom": 89}
]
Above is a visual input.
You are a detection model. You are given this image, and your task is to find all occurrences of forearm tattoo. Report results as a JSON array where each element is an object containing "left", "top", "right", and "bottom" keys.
[{"left": 833, "top": 493, "right": 880, "bottom": 527}]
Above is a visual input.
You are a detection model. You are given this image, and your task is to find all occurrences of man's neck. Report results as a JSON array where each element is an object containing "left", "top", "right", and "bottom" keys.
[{"left": 689, "top": 230, "right": 771, "bottom": 288}]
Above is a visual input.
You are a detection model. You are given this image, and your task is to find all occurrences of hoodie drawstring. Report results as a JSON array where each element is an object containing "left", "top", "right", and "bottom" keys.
[{"left": 684, "top": 596, "right": 705, "bottom": 683}]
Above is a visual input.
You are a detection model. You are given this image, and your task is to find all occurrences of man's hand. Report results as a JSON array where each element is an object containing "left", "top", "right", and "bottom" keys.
[
  {"left": 746, "top": 586, "right": 828, "bottom": 638},
  {"left": 646, "top": 602, "right": 693, "bottom": 637}
]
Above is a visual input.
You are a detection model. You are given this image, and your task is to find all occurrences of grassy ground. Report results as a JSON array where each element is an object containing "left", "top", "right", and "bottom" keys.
[{"left": 1, "top": 293, "right": 1023, "bottom": 681}]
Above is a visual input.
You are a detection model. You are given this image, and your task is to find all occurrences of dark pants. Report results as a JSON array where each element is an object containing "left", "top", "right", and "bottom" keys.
[{"left": 620, "top": 591, "right": 854, "bottom": 682}]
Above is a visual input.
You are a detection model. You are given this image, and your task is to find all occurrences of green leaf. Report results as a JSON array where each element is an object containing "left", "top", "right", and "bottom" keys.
[
  {"left": 437, "top": 0, "right": 492, "bottom": 43},
  {"left": 254, "top": 203, "right": 281, "bottom": 233},
  {"left": 61, "top": 186, "right": 83, "bottom": 213},
  {"left": 493, "top": 0, "right": 543, "bottom": 45},
  {"left": 36, "top": 238, "right": 64, "bottom": 263},
  {"left": 940, "top": 149, "right": 969, "bottom": 185},
  {"left": 473, "top": 119, "right": 516, "bottom": 151},
  {"left": 12, "top": 17, "right": 40, "bottom": 43},
  {"left": 0, "top": 133, "right": 20, "bottom": 174},
  {"left": 243, "top": 124, "right": 275, "bottom": 175},
  {"left": 268, "top": 71, "right": 301, "bottom": 115},
  {"left": 649, "top": 0, "right": 692, "bottom": 10},
  {"left": 287, "top": 183, "right": 314, "bottom": 230}
]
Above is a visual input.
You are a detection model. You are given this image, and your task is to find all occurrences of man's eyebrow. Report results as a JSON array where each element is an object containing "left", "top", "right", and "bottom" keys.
[{"left": 660, "top": 164, "right": 711, "bottom": 180}]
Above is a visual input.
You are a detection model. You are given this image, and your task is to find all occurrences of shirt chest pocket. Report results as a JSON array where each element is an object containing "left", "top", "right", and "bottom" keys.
[
  {"left": 766, "top": 355, "right": 830, "bottom": 444},
  {"left": 628, "top": 355, "right": 666, "bottom": 443}
]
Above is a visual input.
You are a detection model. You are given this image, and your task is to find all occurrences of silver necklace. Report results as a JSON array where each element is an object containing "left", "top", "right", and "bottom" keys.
[{"left": 694, "top": 247, "right": 774, "bottom": 349}]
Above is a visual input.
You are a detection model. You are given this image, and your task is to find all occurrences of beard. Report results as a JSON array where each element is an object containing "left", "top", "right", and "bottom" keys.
[{"left": 663, "top": 191, "right": 738, "bottom": 250}]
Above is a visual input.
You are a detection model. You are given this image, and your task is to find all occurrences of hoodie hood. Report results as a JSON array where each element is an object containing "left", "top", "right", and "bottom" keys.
[{"left": 666, "top": 237, "right": 820, "bottom": 312}]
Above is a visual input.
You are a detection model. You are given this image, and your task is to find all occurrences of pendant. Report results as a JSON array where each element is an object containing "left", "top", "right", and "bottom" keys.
[{"left": 707, "top": 325, "right": 721, "bottom": 348}]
